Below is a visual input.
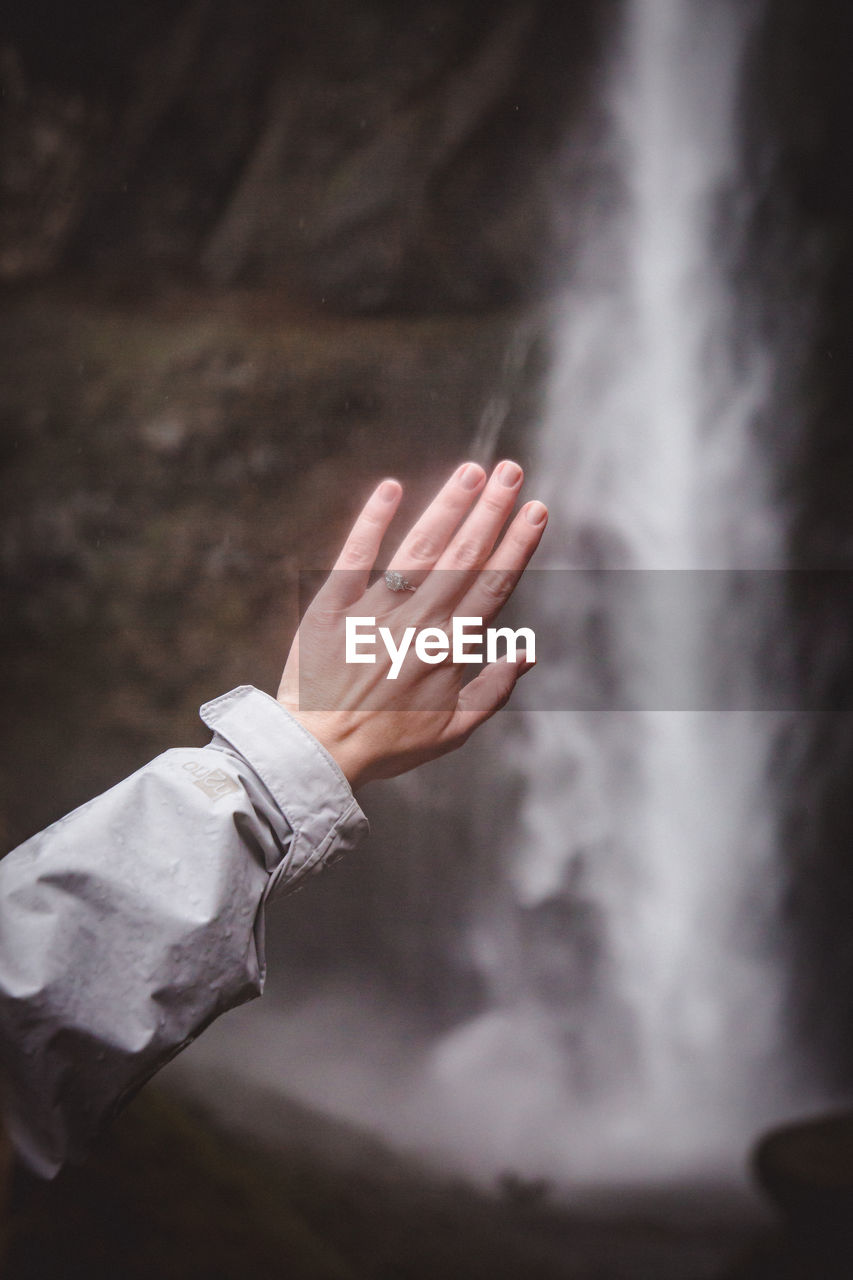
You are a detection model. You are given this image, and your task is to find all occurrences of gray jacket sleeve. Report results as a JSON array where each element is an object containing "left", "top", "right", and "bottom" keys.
[{"left": 0, "top": 685, "right": 368, "bottom": 1177}]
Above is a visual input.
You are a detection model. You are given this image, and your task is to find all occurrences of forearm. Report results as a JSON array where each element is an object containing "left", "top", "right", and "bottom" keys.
[{"left": 0, "top": 686, "right": 367, "bottom": 1177}]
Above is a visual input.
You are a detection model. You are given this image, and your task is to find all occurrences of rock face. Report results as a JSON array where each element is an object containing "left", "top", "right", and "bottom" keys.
[
  {"left": 2, "top": 0, "right": 609, "bottom": 310},
  {"left": 741, "top": 1, "right": 853, "bottom": 1083}
]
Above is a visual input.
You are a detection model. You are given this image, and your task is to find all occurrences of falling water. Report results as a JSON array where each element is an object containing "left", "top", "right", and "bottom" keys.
[{"left": 424, "top": 0, "right": 797, "bottom": 1183}]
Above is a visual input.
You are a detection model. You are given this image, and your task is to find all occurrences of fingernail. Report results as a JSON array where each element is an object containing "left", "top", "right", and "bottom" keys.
[
  {"left": 518, "top": 652, "right": 536, "bottom": 674},
  {"left": 524, "top": 500, "right": 547, "bottom": 525},
  {"left": 379, "top": 480, "right": 400, "bottom": 503},
  {"left": 498, "top": 460, "right": 522, "bottom": 487},
  {"left": 458, "top": 463, "right": 485, "bottom": 490}
]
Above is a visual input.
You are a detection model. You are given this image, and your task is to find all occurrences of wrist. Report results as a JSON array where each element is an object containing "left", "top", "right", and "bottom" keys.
[{"left": 277, "top": 704, "right": 368, "bottom": 790}]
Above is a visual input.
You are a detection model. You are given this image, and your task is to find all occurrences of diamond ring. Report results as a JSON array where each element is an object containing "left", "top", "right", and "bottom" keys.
[{"left": 384, "top": 569, "right": 417, "bottom": 593}]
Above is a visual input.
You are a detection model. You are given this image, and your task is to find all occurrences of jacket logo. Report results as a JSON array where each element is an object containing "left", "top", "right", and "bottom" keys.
[{"left": 182, "top": 761, "right": 240, "bottom": 800}]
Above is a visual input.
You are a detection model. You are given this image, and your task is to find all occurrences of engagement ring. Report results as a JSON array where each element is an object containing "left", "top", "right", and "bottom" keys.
[{"left": 384, "top": 570, "right": 417, "bottom": 593}]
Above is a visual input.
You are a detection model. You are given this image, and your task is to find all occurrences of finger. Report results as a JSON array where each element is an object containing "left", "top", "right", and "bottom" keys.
[
  {"left": 434, "top": 459, "right": 524, "bottom": 575},
  {"left": 412, "top": 459, "right": 524, "bottom": 614},
  {"left": 448, "top": 653, "right": 534, "bottom": 744},
  {"left": 456, "top": 500, "right": 548, "bottom": 623},
  {"left": 318, "top": 479, "right": 402, "bottom": 609},
  {"left": 385, "top": 461, "right": 486, "bottom": 582}
]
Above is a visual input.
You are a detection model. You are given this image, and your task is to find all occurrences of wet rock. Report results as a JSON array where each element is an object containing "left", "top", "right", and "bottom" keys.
[
  {"left": 752, "top": 1111, "right": 853, "bottom": 1278},
  {"left": 2, "top": 0, "right": 608, "bottom": 310}
]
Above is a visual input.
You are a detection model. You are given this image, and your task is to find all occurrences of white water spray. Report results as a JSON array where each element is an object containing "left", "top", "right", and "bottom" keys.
[{"left": 424, "top": 0, "right": 796, "bottom": 1183}]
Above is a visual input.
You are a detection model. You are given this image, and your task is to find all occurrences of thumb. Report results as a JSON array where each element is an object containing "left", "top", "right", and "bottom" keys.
[{"left": 451, "top": 653, "right": 534, "bottom": 742}]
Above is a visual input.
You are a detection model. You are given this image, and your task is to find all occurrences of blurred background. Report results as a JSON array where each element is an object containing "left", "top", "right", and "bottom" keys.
[{"left": 4, "top": 0, "right": 853, "bottom": 1276}]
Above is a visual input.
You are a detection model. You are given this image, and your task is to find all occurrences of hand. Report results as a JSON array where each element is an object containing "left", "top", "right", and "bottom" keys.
[{"left": 277, "top": 460, "right": 548, "bottom": 788}]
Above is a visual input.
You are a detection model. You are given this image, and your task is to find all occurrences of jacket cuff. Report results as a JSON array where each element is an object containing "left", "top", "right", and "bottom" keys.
[{"left": 200, "top": 686, "right": 369, "bottom": 897}]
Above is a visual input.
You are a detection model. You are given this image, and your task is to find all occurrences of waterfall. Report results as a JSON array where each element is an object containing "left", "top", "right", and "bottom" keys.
[
  {"left": 174, "top": 0, "right": 808, "bottom": 1192},
  {"left": 423, "top": 0, "right": 797, "bottom": 1183}
]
